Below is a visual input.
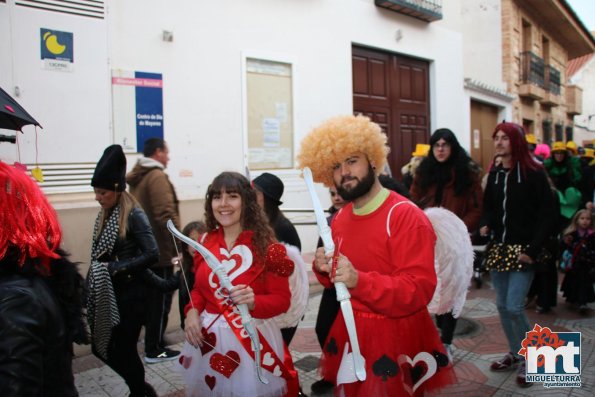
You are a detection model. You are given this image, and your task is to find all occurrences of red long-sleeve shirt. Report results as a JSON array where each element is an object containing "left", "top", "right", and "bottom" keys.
[
  {"left": 314, "top": 191, "right": 437, "bottom": 318},
  {"left": 186, "top": 228, "right": 290, "bottom": 319}
]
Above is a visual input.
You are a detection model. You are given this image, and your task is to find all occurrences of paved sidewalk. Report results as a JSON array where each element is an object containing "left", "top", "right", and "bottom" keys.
[{"left": 74, "top": 275, "right": 594, "bottom": 396}]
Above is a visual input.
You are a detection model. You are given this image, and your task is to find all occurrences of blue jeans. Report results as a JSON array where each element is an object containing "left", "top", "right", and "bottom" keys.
[{"left": 491, "top": 270, "right": 535, "bottom": 358}]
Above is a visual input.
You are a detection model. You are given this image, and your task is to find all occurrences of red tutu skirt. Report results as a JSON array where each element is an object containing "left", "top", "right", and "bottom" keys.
[{"left": 319, "top": 309, "right": 456, "bottom": 397}]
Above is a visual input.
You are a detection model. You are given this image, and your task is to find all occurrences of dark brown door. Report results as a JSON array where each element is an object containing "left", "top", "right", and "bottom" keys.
[
  {"left": 352, "top": 45, "right": 430, "bottom": 178},
  {"left": 470, "top": 100, "right": 498, "bottom": 174}
]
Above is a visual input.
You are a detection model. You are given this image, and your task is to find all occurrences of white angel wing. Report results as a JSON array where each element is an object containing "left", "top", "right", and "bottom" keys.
[
  {"left": 424, "top": 207, "right": 474, "bottom": 318},
  {"left": 272, "top": 244, "right": 310, "bottom": 329}
]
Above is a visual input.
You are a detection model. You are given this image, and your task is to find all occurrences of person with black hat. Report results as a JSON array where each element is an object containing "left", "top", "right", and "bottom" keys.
[
  {"left": 252, "top": 172, "right": 308, "bottom": 347},
  {"left": 86, "top": 144, "right": 159, "bottom": 397},
  {"left": 253, "top": 172, "right": 301, "bottom": 251}
]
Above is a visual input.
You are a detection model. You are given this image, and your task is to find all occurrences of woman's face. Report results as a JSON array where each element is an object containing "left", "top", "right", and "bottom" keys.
[
  {"left": 94, "top": 188, "right": 119, "bottom": 210},
  {"left": 577, "top": 213, "right": 592, "bottom": 230},
  {"left": 211, "top": 189, "right": 242, "bottom": 230},
  {"left": 432, "top": 138, "right": 451, "bottom": 163},
  {"left": 330, "top": 187, "right": 346, "bottom": 210}
]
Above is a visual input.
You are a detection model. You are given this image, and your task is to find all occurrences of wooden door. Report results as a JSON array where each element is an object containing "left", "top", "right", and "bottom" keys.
[
  {"left": 352, "top": 46, "right": 430, "bottom": 178},
  {"left": 470, "top": 100, "right": 499, "bottom": 174}
]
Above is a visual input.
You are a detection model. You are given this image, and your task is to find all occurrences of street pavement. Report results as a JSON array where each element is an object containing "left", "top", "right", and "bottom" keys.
[{"left": 73, "top": 270, "right": 595, "bottom": 397}]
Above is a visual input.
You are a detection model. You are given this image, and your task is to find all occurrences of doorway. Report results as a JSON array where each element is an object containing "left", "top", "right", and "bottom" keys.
[
  {"left": 470, "top": 100, "right": 499, "bottom": 173},
  {"left": 352, "top": 45, "right": 430, "bottom": 178}
]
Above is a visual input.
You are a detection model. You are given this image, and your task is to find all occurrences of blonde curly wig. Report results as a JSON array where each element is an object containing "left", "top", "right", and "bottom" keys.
[{"left": 297, "top": 115, "right": 390, "bottom": 186}]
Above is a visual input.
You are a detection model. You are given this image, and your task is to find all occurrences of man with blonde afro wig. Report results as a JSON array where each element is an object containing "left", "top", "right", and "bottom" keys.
[
  {"left": 298, "top": 115, "right": 456, "bottom": 396},
  {"left": 297, "top": 114, "right": 389, "bottom": 187}
]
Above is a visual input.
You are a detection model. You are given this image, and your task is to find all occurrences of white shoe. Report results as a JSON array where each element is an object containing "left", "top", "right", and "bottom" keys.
[{"left": 444, "top": 343, "right": 453, "bottom": 363}]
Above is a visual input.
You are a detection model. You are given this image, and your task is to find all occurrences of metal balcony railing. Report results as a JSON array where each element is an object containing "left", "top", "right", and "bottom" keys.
[
  {"left": 545, "top": 65, "right": 561, "bottom": 95},
  {"left": 520, "top": 51, "right": 545, "bottom": 88},
  {"left": 375, "top": 0, "right": 442, "bottom": 22}
]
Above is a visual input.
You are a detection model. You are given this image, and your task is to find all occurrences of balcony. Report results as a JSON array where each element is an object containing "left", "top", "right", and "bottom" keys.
[
  {"left": 566, "top": 85, "right": 583, "bottom": 116},
  {"left": 541, "top": 65, "right": 561, "bottom": 106},
  {"left": 519, "top": 51, "right": 545, "bottom": 100},
  {"left": 375, "top": 0, "right": 442, "bottom": 22}
]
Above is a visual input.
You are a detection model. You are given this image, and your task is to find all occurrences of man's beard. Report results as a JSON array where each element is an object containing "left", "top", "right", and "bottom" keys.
[{"left": 336, "top": 164, "right": 376, "bottom": 201}]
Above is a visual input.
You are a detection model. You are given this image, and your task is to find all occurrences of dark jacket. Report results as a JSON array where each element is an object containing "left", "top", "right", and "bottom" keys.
[
  {"left": 127, "top": 159, "right": 180, "bottom": 268},
  {"left": 0, "top": 252, "right": 86, "bottom": 397},
  {"left": 481, "top": 164, "right": 556, "bottom": 260},
  {"left": 274, "top": 216, "right": 301, "bottom": 251},
  {"left": 410, "top": 167, "right": 483, "bottom": 232},
  {"left": 106, "top": 207, "right": 159, "bottom": 302}
]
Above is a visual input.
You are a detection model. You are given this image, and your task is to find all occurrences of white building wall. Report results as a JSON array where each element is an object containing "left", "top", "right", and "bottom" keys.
[
  {"left": 440, "top": 0, "right": 506, "bottom": 91},
  {"left": 436, "top": 0, "right": 512, "bottom": 149},
  {"left": 108, "top": 0, "right": 465, "bottom": 205},
  {"left": 1, "top": 0, "right": 466, "bottom": 256},
  {"left": 570, "top": 57, "right": 595, "bottom": 145},
  {"left": 0, "top": 3, "right": 111, "bottom": 165}
]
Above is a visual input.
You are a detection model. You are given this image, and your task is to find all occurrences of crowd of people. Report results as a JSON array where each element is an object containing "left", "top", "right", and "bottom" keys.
[{"left": 0, "top": 115, "right": 593, "bottom": 396}]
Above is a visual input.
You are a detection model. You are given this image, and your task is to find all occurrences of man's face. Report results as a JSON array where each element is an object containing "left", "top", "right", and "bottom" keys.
[
  {"left": 333, "top": 153, "right": 375, "bottom": 201},
  {"left": 493, "top": 130, "right": 511, "bottom": 157},
  {"left": 154, "top": 144, "right": 170, "bottom": 168}
]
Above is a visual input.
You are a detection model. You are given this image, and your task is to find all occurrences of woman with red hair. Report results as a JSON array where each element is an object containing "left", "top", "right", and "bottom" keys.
[
  {"left": 0, "top": 161, "right": 87, "bottom": 396},
  {"left": 479, "top": 122, "right": 556, "bottom": 387}
]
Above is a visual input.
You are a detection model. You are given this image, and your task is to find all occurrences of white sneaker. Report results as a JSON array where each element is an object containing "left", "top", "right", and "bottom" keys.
[{"left": 444, "top": 343, "right": 453, "bottom": 363}]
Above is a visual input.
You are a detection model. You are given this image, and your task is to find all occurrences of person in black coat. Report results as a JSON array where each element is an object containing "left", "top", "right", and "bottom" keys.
[
  {"left": 86, "top": 145, "right": 159, "bottom": 397},
  {"left": 479, "top": 122, "right": 556, "bottom": 388},
  {"left": 0, "top": 161, "right": 87, "bottom": 396},
  {"left": 252, "top": 172, "right": 302, "bottom": 346}
]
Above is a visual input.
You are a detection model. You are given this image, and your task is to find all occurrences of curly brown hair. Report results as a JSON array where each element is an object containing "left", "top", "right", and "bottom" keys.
[
  {"left": 204, "top": 172, "right": 275, "bottom": 259},
  {"left": 297, "top": 114, "right": 389, "bottom": 186}
]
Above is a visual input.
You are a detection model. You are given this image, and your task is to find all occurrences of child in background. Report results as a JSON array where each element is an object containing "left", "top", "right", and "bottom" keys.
[
  {"left": 560, "top": 209, "right": 595, "bottom": 314},
  {"left": 178, "top": 221, "right": 207, "bottom": 329}
]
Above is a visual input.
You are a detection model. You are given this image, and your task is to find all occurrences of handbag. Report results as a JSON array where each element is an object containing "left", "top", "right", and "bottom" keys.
[{"left": 559, "top": 249, "right": 573, "bottom": 272}]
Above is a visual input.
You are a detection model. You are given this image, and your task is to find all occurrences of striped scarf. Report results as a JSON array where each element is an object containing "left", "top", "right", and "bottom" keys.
[{"left": 85, "top": 205, "right": 121, "bottom": 360}]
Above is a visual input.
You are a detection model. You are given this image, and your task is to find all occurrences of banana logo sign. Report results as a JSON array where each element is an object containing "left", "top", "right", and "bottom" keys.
[
  {"left": 43, "top": 31, "right": 66, "bottom": 55},
  {"left": 40, "top": 28, "right": 73, "bottom": 64}
]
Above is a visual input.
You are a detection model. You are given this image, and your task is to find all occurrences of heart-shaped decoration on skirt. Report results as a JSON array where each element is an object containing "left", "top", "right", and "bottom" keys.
[
  {"left": 210, "top": 351, "right": 241, "bottom": 378},
  {"left": 178, "top": 355, "right": 192, "bottom": 369},
  {"left": 199, "top": 328, "right": 217, "bottom": 356},
  {"left": 205, "top": 375, "right": 216, "bottom": 390},
  {"left": 397, "top": 352, "right": 437, "bottom": 393}
]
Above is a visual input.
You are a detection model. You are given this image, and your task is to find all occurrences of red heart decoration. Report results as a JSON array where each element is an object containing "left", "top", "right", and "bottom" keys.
[
  {"left": 205, "top": 375, "right": 216, "bottom": 390},
  {"left": 178, "top": 355, "right": 192, "bottom": 369},
  {"left": 210, "top": 351, "right": 241, "bottom": 378},
  {"left": 266, "top": 244, "right": 294, "bottom": 277},
  {"left": 221, "top": 253, "right": 243, "bottom": 276},
  {"left": 200, "top": 328, "right": 216, "bottom": 355}
]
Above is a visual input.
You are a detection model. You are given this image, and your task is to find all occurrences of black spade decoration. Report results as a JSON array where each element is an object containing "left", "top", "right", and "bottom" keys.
[
  {"left": 372, "top": 354, "right": 398, "bottom": 381},
  {"left": 432, "top": 350, "right": 449, "bottom": 368},
  {"left": 325, "top": 337, "right": 339, "bottom": 355}
]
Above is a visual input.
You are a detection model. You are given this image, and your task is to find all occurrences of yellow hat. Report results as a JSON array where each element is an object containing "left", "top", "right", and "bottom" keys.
[
  {"left": 583, "top": 148, "right": 595, "bottom": 159},
  {"left": 411, "top": 143, "right": 430, "bottom": 157},
  {"left": 566, "top": 141, "right": 577, "bottom": 154},
  {"left": 551, "top": 141, "right": 566, "bottom": 152},
  {"left": 525, "top": 134, "right": 537, "bottom": 145}
]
